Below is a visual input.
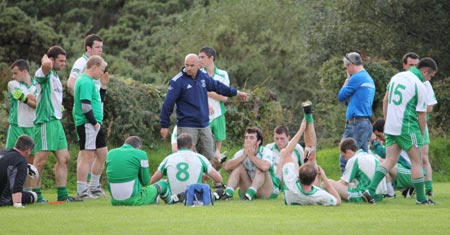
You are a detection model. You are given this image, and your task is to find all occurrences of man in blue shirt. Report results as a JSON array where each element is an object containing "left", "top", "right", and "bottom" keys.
[
  {"left": 337, "top": 52, "right": 375, "bottom": 173},
  {"left": 160, "top": 54, "right": 248, "bottom": 169}
]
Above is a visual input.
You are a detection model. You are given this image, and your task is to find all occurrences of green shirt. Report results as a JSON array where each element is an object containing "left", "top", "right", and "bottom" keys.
[
  {"left": 106, "top": 144, "right": 150, "bottom": 205},
  {"left": 7, "top": 80, "right": 37, "bottom": 127},
  {"left": 73, "top": 73, "right": 103, "bottom": 126},
  {"left": 34, "top": 68, "right": 64, "bottom": 124}
]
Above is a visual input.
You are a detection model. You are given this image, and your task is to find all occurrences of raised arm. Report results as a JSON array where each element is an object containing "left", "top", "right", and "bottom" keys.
[{"left": 41, "top": 55, "right": 52, "bottom": 76}]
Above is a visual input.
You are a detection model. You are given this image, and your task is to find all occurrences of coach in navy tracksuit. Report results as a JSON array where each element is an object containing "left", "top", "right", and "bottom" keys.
[{"left": 160, "top": 54, "right": 248, "bottom": 167}]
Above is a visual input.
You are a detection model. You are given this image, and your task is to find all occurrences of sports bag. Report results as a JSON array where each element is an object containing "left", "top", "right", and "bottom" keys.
[{"left": 184, "top": 183, "right": 214, "bottom": 206}]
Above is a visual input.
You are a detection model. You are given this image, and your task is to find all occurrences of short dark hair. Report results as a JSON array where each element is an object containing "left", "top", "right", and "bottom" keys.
[
  {"left": 85, "top": 34, "right": 103, "bottom": 51},
  {"left": 177, "top": 133, "right": 193, "bottom": 149},
  {"left": 373, "top": 119, "right": 385, "bottom": 133},
  {"left": 124, "top": 136, "right": 142, "bottom": 148},
  {"left": 418, "top": 57, "right": 438, "bottom": 73},
  {"left": 298, "top": 163, "right": 317, "bottom": 185},
  {"left": 245, "top": 127, "right": 264, "bottom": 147},
  {"left": 274, "top": 125, "right": 289, "bottom": 136},
  {"left": 10, "top": 59, "right": 30, "bottom": 72},
  {"left": 199, "top": 47, "right": 217, "bottom": 61},
  {"left": 14, "top": 135, "right": 34, "bottom": 152},
  {"left": 339, "top": 138, "right": 358, "bottom": 153},
  {"left": 402, "top": 52, "right": 419, "bottom": 64},
  {"left": 47, "top": 46, "right": 66, "bottom": 59}
]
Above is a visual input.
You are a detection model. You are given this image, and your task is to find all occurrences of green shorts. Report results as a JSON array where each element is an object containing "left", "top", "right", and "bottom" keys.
[
  {"left": 385, "top": 131, "right": 423, "bottom": 151},
  {"left": 6, "top": 125, "right": 35, "bottom": 154},
  {"left": 395, "top": 164, "right": 414, "bottom": 189},
  {"left": 210, "top": 114, "right": 226, "bottom": 141},
  {"left": 34, "top": 120, "right": 68, "bottom": 151},
  {"left": 132, "top": 185, "right": 159, "bottom": 206},
  {"left": 347, "top": 188, "right": 384, "bottom": 203},
  {"left": 111, "top": 185, "right": 158, "bottom": 206}
]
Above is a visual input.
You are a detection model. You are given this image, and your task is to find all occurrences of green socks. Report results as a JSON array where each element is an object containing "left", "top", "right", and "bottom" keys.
[
  {"left": 368, "top": 165, "right": 388, "bottom": 195},
  {"left": 33, "top": 188, "right": 43, "bottom": 201},
  {"left": 57, "top": 187, "right": 69, "bottom": 201},
  {"left": 156, "top": 180, "right": 172, "bottom": 203},
  {"left": 225, "top": 187, "right": 234, "bottom": 197},
  {"left": 304, "top": 113, "right": 314, "bottom": 124},
  {"left": 302, "top": 101, "right": 313, "bottom": 123},
  {"left": 245, "top": 187, "right": 257, "bottom": 200},
  {"left": 413, "top": 177, "right": 427, "bottom": 203},
  {"left": 425, "top": 180, "right": 433, "bottom": 194}
]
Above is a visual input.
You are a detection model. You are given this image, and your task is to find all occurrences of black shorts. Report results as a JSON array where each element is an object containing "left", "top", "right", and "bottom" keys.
[{"left": 76, "top": 124, "right": 107, "bottom": 150}]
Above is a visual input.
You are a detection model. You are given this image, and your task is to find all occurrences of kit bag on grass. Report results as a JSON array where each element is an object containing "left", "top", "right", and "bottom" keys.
[{"left": 185, "top": 183, "right": 214, "bottom": 206}]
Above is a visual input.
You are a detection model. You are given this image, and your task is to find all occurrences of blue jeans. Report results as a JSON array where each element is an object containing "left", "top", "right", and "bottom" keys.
[{"left": 339, "top": 119, "right": 373, "bottom": 174}]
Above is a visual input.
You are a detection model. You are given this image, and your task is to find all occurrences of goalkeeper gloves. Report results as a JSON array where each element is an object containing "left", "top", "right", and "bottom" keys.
[
  {"left": 13, "top": 89, "right": 28, "bottom": 103},
  {"left": 27, "top": 164, "right": 39, "bottom": 180}
]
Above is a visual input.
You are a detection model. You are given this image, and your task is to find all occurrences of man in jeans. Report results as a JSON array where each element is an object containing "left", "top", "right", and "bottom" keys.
[{"left": 337, "top": 52, "right": 375, "bottom": 173}]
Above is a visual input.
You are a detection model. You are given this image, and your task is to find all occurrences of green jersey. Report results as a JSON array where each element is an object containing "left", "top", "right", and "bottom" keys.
[
  {"left": 73, "top": 73, "right": 103, "bottom": 126},
  {"left": 342, "top": 150, "right": 386, "bottom": 197},
  {"left": 7, "top": 80, "right": 37, "bottom": 127},
  {"left": 106, "top": 144, "right": 151, "bottom": 205},
  {"left": 34, "top": 68, "right": 63, "bottom": 124}
]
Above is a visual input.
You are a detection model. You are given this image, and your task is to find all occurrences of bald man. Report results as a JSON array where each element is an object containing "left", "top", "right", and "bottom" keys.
[{"left": 160, "top": 54, "right": 248, "bottom": 169}]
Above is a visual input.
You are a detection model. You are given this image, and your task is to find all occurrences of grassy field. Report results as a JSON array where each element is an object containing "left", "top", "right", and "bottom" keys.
[
  {"left": 1, "top": 183, "right": 449, "bottom": 235},
  {"left": 3, "top": 139, "right": 448, "bottom": 235}
]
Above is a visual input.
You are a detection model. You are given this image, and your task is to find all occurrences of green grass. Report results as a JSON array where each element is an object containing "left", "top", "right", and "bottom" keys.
[
  {"left": 1, "top": 184, "right": 450, "bottom": 235},
  {"left": 13, "top": 139, "right": 448, "bottom": 234}
]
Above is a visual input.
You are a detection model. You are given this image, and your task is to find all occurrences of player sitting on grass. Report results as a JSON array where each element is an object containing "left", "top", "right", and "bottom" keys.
[
  {"left": 216, "top": 127, "right": 278, "bottom": 200},
  {"left": 150, "top": 133, "right": 223, "bottom": 195},
  {"left": 280, "top": 101, "right": 340, "bottom": 206},
  {"left": 106, "top": 136, "right": 183, "bottom": 206},
  {"left": 329, "top": 138, "right": 387, "bottom": 202}
]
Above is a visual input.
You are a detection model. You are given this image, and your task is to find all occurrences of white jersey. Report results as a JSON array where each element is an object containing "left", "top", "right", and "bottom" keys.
[
  {"left": 283, "top": 162, "right": 338, "bottom": 206},
  {"left": 7, "top": 80, "right": 37, "bottom": 127},
  {"left": 384, "top": 71, "right": 427, "bottom": 136},
  {"left": 266, "top": 142, "right": 304, "bottom": 174},
  {"left": 342, "top": 150, "right": 386, "bottom": 196},
  {"left": 232, "top": 146, "right": 274, "bottom": 180},
  {"left": 157, "top": 149, "right": 213, "bottom": 195},
  {"left": 423, "top": 81, "right": 437, "bottom": 106},
  {"left": 206, "top": 67, "right": 230, "bottom": 120},
  {"left": 70, "top": 53, "right": 101, "bottom": 90}
]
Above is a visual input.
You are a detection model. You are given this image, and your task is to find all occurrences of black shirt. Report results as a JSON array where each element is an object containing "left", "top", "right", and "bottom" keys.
[{"left": 0, "top": 149, "right": 27, "bottom": 206}]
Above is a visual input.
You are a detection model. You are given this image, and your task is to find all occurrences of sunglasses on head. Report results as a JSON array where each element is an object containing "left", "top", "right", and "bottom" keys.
[{"left": 345, "top": 54, "right": 354, "bottom": 65}]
